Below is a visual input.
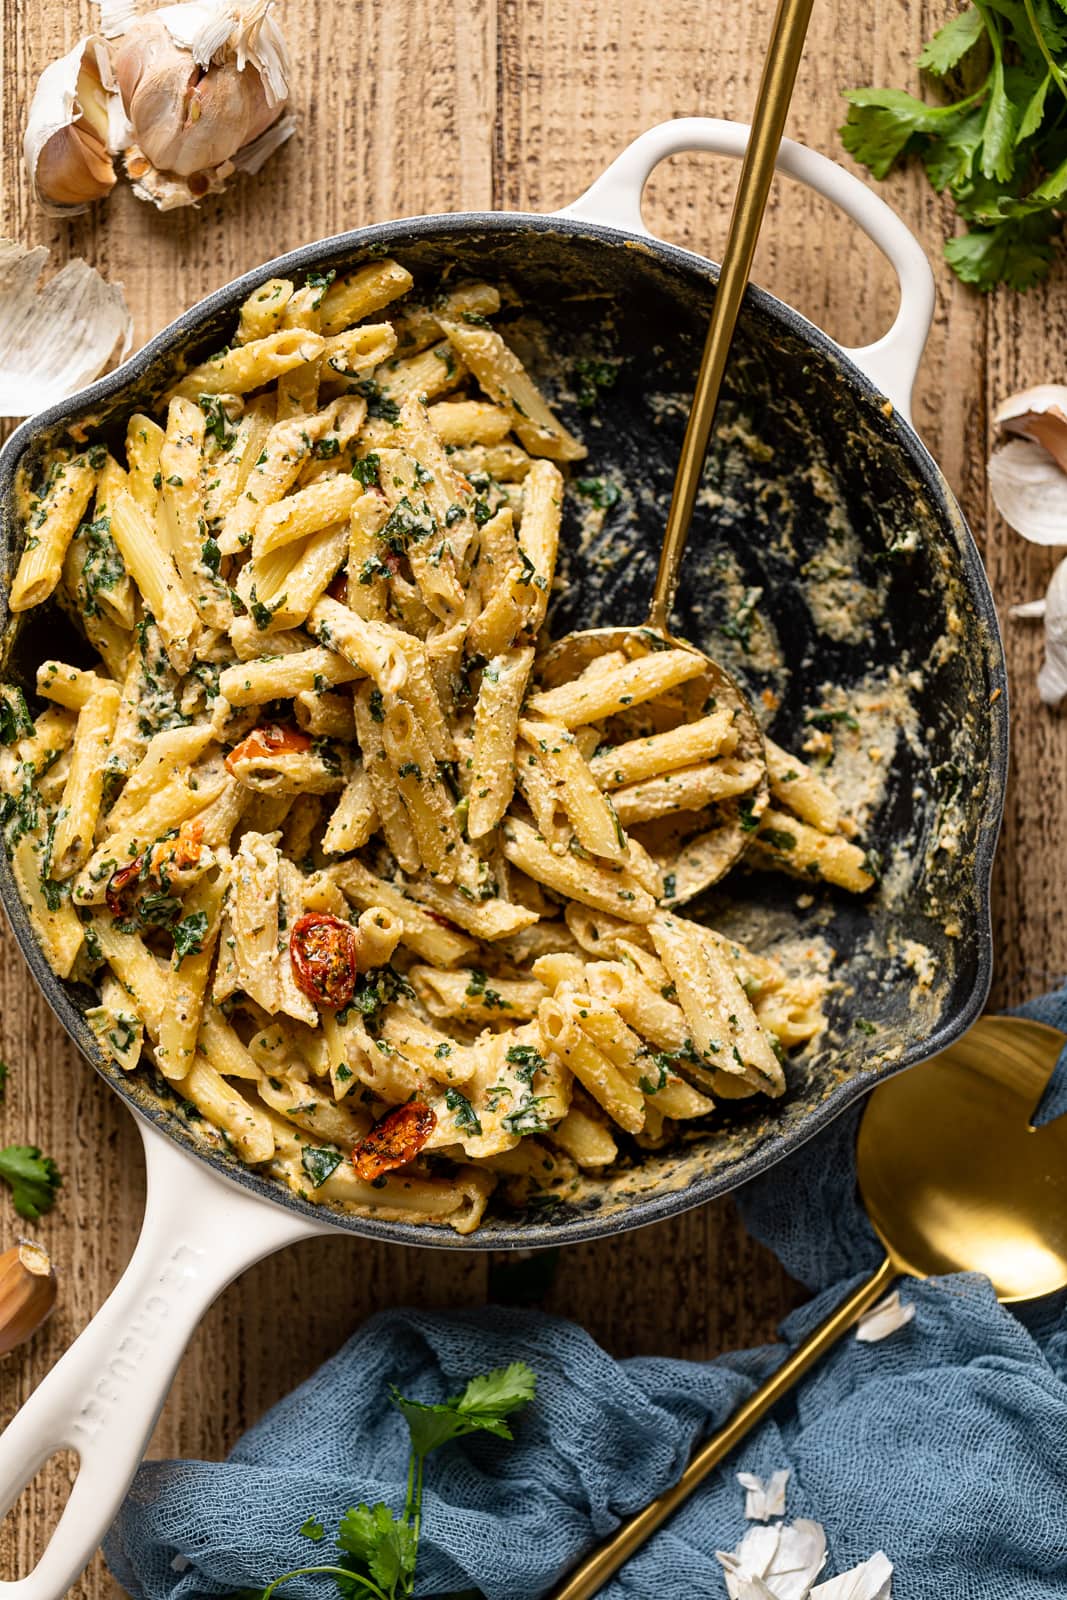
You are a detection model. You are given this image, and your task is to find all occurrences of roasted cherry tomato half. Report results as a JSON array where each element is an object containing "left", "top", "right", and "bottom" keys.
[
  {"left": 105, "top": 856, "right": 145, "bottom": 915},
  {"left": 170, "top": 818, "right": 204, "bottom": 870},
  {"left": 352, "top": 1102, "right": 436, "bottom": 1181},
  {"left": 225, "top": 723, "right": 311, "bottom": 775},
  {"left": 289, "top": 912, "right": 360, "bottom": 1009}
]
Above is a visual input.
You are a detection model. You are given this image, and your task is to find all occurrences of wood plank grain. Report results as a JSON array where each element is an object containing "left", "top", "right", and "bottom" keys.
[{"left": 1, "top": 0, "right": 1054, "bottom": 1594}]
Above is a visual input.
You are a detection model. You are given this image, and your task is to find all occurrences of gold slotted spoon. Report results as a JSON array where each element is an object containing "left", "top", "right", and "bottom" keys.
[
  {"left": 540, "top": 0, "right": 816, "bottom": 897},
  {"left": 551, "top": 1015, "right": 1067, "bottom": 1599}
]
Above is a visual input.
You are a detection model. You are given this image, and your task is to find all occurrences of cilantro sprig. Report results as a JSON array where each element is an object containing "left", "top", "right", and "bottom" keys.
[
  {"left": 252, "top": 1362, "right": 536, "bottom": 1599},
  {"left": 842, "top": 3, "right": 1067, "bottom": 290},
  {"left": 0, "top": 1145, "right": 61, "bottom": 1220}
]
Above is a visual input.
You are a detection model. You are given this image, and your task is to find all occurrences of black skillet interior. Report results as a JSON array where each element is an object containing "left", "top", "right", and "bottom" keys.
[{"left": 0, "top": 215, "right": 1008, "bottom": 1247}]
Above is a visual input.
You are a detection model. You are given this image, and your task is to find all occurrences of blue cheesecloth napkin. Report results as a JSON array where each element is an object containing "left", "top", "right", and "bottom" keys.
[{"left": 104, "top": 987, "right": 1067, "bottom": 1600}]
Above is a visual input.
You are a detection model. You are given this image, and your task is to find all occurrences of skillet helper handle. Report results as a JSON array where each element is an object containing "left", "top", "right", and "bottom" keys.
[
  {"left": 550, "top": 1254, "right": 898, "bottom": 1600},
  {"left": 557, "top": 117, "right": 935, "bottom": 425},
  {"left": 0, "top": 1117, "right": 327, "bottom": 1600}
]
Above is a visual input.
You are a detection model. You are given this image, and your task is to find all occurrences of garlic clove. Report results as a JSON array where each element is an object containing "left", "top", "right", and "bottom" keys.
[
  {"left": 0, "top": 1240, "right": 57, "bottom": 1356},
  {"left": 994, "top": 384, "right": 1067, "bottom": 474},
  {"left": 0, "top": 240, "right": 133, "bottom": 419},
  {"left": 23, "top": 36, "right": 132, "bottom": 215},
  {"left": 988, "top": 437, "right": 1067, "bottom": 545},
  {"left": 1037, "top": 556, "right": 1067, "bottom": 707}
]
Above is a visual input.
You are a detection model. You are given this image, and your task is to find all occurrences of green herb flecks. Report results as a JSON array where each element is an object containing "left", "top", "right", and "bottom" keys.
[
  {"left": 574, "top": 476, "right": 620, "bottom": 509},
  {"left": 0, "top": 688, "right": 33, "bottom": 747},
  {"left": 301, "top": 1145, "right": 343, "bottom": 1188},
  {"left": 444, "top": 1087, "right": 482, "bottom": 1136},
  {"left": 571, "top": 356, "right": 619, "bottom": 410},
  {"left": 172, "top": 911, "right": 209, "bottom": 966}
]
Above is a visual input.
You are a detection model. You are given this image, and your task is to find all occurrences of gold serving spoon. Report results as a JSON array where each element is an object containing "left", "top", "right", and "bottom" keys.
[
  {"left": 540, "top": 0, "right": 816, "bottom": 896},
  {"left": 551, "top": 1014, "right": 1067, "bottom": 1599}
]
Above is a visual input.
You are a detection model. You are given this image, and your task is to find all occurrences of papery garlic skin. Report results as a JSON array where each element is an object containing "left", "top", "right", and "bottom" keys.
[
  {"left": 1037, "top": 557, "right": 1067, "bottom": 707},
  {"left": 23, "top": 36, "right": 132, "bottom": 215},
  {"left": 111, "top": 1, "right": 292, "bottom": 208},
  {"left": 0, "top": 241, "right": 133, "bottom": 420},
  {"left": 988, "top": 438, "right": 1067, "bottom": 546},
  {"left": 994, "top": 384, "right": 1067, "bottom": 475}
]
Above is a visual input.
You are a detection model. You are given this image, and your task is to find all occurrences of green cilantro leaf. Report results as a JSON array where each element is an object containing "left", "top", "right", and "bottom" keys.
[
  {"left": 841, "top": 5, "right": 1067, "bottom": 289},
  {"left": 944, "top": 212, "right": 1060, "bottom": 292},
  {"left": 916, "top": 5, "right": 985, "bottom": 75},
  {"left": 0, "top": 1145, "right": 62, "bottom": 1220},
  {"left": 337, "top": 1502, "right": 417, "bottom": 1592},
  {"left": 299, "top": 1516, "right": 325, "bottom": 1542},
  {"left": 390, "top": 1360, "right": 537, "bottom": 1458}
]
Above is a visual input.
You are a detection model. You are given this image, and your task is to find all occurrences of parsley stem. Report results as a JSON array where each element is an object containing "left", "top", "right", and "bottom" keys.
[
  {"left": 409, "top": 1454, "right": 426, "bottom": 1596},
  {"left": 262, "top": 1565, "right": 388, "bottom": 1600},
  {"left": 1021, "top": 0, "right": 1067, "bottom": 102},
  {"left": 403, "top": 1447, "right": 416, "bottom": 1526}
]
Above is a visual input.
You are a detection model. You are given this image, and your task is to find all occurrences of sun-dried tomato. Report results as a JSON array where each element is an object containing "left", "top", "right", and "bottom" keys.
[
  {"left": 289, "top": 912, "right": 360, "bottom": 1009},
  {"left": 225, "top": 723, "right": 311, "bottom": 775},
  {"left": 169, "top": 819, "right": 204, "bottom": 871},
  {"left": 352, "top": 1102, "right": 436, "bottom": 1181},
  {"left": 105, "top": 856, "right": 145, "bottom": 916}
]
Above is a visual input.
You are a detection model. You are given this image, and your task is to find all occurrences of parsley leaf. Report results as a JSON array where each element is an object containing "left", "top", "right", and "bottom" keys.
[
  {"left": 172, "top": 911, "right": 209, "bottom": 966},
  {"left": 337, "top": 1503, "right": 418, "bottom": 1593},
  {"left": 300, "top": 1145, "right": 343, "bottom": 1188},
  {"left": 0, "top": 687, "right": 33, "bottom": 746},
  {"left": 390, "top": 1361, "right": 537, "bottom": 1457},
  {"left": 0, "top": 1145, "right": 61, "bottom": 1220},
  {"left": 256, "top": 1362, "right": 535, "bottom": 1599},
  {"left": 842, "top": 5, "right": 1067, "bottom": 290}
]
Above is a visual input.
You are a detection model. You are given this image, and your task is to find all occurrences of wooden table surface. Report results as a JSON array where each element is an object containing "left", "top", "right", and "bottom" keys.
[{"left": 0, "top": 0, "right": 1062, "bottom": 1592}]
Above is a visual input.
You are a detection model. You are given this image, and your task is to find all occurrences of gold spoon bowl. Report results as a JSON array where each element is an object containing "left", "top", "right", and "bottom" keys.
[{"left": 552, "top": 1014, "right": 1067, "bottom": 1598}]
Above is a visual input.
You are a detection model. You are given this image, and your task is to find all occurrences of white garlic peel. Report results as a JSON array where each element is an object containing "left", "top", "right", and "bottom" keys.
[
  {"left": 23, "top": 35, "right": 131, "bottom": 214},
  {"left": 0, "top": 241, "right": 133, "bottom": 420},
  {"left": 717, "top": 1506, "right": 893, "bottom": 1600},
  {"left": 854, "top": 1289, "right": 915, "bottom": 1343},
  {"left": 988, "top": 438, "right": 1067, "bottom": 547},
  {"left": 739, "top": 1468, "right": 791, "bottom": 1522},
  {"left": 24, "top": 2, "right": 292, "bottom": 214},
  {"left": 993, "top": 383, "right": 1067, "bottom": 475}
]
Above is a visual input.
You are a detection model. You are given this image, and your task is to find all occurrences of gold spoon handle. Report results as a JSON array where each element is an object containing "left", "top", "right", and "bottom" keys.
[
  {"left": 550, "top": 1254, "right": 897, "bottom": 1600},
  {"left": 647, "top": 0, "right": 815, "bottom": 633}
]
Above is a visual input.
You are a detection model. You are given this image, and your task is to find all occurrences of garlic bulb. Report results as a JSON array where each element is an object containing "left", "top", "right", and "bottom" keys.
[
  {"left": 112, "top": 1, "right": 293, "bottom": 209},
  {"left": 23, "top": 4, "right": 293, "bottom": 215},
  {"left": 0, "top": 1240, "right": 57, "bottom": 1356},
  {"left": 23, "top": 36, "right": 131, "bottom": 214}
]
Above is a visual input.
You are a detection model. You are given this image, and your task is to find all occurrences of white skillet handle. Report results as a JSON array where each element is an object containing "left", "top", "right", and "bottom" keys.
[
  {"left": 0, "top": 1117, "right": 330, "bottom": 1599},
  {"left": 557, "top": 117, "right": 935, "bottom": 425}
]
